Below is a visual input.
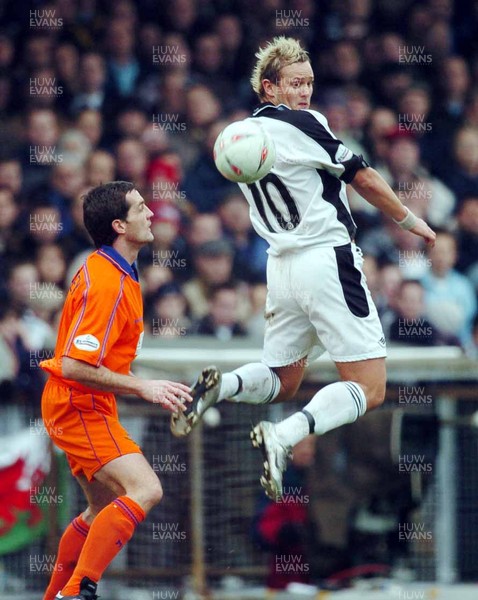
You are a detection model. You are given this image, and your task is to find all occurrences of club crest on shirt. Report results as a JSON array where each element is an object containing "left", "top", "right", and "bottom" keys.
[
  {"left": 73, "top": 334, "right": 100, "bottom": 351},
  {"left": 335, "top": 144, "right": 353, "bottom": 163}
]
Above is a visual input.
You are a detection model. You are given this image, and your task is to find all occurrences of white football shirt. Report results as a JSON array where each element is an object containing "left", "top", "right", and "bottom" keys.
[{"left": 237, "top": 103, "right": 368, "bottom": 256}]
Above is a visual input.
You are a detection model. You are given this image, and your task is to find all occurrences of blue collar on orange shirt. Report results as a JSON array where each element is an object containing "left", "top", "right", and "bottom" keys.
[{"left": 98, "top": 245, "right": 139, "bottom": 282}]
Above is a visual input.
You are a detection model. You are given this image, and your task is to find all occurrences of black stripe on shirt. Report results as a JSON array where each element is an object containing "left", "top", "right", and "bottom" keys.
[
  {"left": 252, "top": 104, "right": 363, "bottom": 182},
  {"left": 319, "top": 169, "right": 357, "bottom": 240}
]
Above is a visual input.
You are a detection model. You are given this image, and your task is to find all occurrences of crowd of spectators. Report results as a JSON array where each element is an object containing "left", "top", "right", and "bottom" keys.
[{"left": 1, "top": 0, "right": 478, "bottom": 407}]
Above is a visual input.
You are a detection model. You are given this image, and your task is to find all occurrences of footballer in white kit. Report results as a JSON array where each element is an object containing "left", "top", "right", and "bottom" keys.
[
  {"left": 239, "top": 103, "right": 386, "bottom": 365},
  {"left": 171, "top": 37, "right": 436, "bottom": 500}
]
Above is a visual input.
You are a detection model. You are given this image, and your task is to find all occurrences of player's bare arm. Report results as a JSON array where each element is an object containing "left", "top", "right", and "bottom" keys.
[
  {"left": 351, "top": 166, "right": 436, "bottom": 246},
  {"left": 62, "top": 356, "right": 192, "bottom": 412}
]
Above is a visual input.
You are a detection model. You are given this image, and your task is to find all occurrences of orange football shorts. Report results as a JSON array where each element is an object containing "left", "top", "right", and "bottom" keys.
[{"left": 41, "top": 377, "right": 142, "bottom": 481}]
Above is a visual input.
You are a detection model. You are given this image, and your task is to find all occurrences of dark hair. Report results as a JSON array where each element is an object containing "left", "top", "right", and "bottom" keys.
[
  {"left": 153, "top": 282, "right": 184, "bottom": 302},
  {"left": 83, "top": 181, "right": 134, "bottom": 248}
]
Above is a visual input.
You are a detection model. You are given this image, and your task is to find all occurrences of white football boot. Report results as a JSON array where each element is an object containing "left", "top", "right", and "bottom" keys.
[{"left": 250, "top": 421, "right": 293, "bottom": 500}]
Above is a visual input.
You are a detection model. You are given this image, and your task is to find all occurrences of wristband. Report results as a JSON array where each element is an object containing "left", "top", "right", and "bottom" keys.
[{"left": 393, "top": 207, "right": 418, "bottom": 230}]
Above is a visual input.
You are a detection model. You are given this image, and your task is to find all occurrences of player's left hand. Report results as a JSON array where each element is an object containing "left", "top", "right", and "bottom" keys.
[
  {"left": 139, "top": 379, "right": 193, "bottom": 412},
  {"left": 409, "top": 218, "right": 436, "bottom": 247}
]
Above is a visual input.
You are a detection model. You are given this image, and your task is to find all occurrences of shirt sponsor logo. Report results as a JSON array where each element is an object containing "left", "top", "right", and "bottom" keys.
[
  {"left": 73, "top": 334, "right": 100, "bottom": 351},
  {"left": 335, "top": 144, "right": 353, "bottom": 163},
  {"left": 135, "top": 331, "right": 144, "bottom": 356}
]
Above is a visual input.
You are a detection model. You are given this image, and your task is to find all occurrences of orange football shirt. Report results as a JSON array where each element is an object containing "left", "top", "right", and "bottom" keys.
[
  {"left": 40, "top": 246, "right": 145, "bottom": 480},
  {"left": 40, "top": 246, "right": 144, "bottom": 389}
]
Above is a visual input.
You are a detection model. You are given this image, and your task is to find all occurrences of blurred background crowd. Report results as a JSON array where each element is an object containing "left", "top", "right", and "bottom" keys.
[
  {"left": 1, "top": 1, "right": 478, "bottom": 592},
  {"left": 0, "top": 0, "right": 478, "bottom": 406}
]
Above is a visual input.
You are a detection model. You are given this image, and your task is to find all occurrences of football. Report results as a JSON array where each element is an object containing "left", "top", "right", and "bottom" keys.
[{"left": 213, "top": 120, "right": 276, "bottom": 184}]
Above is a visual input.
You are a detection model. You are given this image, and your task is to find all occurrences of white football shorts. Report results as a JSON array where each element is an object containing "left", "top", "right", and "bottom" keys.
[{"left": 262, "top": 243, "right": 387, "bottom": 366}]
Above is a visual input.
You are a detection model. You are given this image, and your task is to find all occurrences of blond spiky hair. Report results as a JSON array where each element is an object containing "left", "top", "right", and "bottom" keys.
[{"left": 250, "top": 37, "right": 310, "bottom": 100}]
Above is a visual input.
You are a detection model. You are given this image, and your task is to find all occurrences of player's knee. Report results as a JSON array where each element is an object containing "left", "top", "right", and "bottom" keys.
[
  {"left": 121, "top": 472, "right": 163, "bottom": 512},
  {"left": 272, "top": 368, "right": 302, "bottom": 402},
  {"left": 275, "top": 380, "right": 297, "bottom": 402},
  {"left": 151, "top": 481, "right": 164, "bottom": 505},
  {"left": 83, "top": 502, "right": 107, "bottom": 523},
  {"left": 366, "top": 380, "right": 386, "bottom": 410},
  {"left": 142, "top": 478, "right": 163, "bottom": 508}
]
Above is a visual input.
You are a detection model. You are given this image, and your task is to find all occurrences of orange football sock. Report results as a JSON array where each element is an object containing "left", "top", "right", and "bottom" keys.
[
  {"left": 61, "top": 496, "right": 145, "bottom": 595},
  {"left": 44, "top": 514, "right": 90, "bottom": 600}
]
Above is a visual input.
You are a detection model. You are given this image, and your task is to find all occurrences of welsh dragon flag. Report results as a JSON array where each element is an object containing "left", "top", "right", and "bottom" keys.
[{"left": 0, "top": 429, "right": 51, "bottom": 554}]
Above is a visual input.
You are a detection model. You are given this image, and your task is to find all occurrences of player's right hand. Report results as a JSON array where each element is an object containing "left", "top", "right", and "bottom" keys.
[
  {"left": 139, "top": 380, "right": 193, "bottom": 413},
  {"left": 409, "top": 218, "right": 436, "bottom": 247}
]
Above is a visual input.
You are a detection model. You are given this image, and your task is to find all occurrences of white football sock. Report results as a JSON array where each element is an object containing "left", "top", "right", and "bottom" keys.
[
  {"left": 274, "top": 381, "right": 367, "bottom": 448},
  {"left": 219, "top": 363, "right": 281, "bottom": 405}
]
